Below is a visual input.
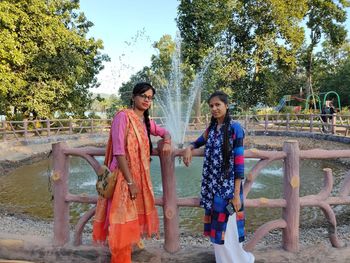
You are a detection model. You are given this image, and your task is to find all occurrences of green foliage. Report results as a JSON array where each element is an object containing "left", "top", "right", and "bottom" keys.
[
  {"left": 318, "top": 56, "right": 350, "bottom": 106},
  {"left": 150, "top": 35, "right": 176, "bottom": 87},
  {"left": 118, "top": 67, "right": 153, "bottom": 107},
  {"left": 338, "top": 106, "right": 350, "bottom": 115},
  {"left": 176, "top": 0, "right": 350, "bottom": 111},
  {"left": 302, "top": 0, "right": 349, "bottom": 97},
  {"left": 87, "top": 111, "right": 101, "bottom": 119},
  {"left": 177, "top": 0, "right": 233, "bottom": 69},
  {"left": 311, "top": 40, "right": 350, "bottom": 107},
  {"left": 0, "top": 0, "right": 109, "bottom": 119},
  {"left": 105, "top": 94, "right": 124, "bottom": 119},
  {"left": 177, "top": 0, "right": 309, "bottom": 108},
  {"left": 256, "top": 107, "right": 279, "bottom": 115}
]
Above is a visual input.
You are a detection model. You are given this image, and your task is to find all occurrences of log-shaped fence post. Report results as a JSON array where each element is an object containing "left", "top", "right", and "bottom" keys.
[
  {"left": 282, "top": 140, "right": 300, "bottom": 252},
  {"left": 310, "top": 114, "right": 313, "bottom": 133},
  {"left": 46, "top": 119, "right": 51, "bottom": 137},
  {"left": 264, "top": 114, "right": 268, "bottom": 133},
  {"left": 332, "top": 114, "right": 337, "bottom": 135},
  {"left": 52, "top": 142, "right": 70, "bottom": 246},
  {"left": 2, "top": 120, "right": 7, "bottom": 141},
  {"left": 286, "top": 113, "right": 290, "bottom": 131},
  {"left": 244, "top": 115, "right": 248, "bottom": 130},
  {"left": 69, "top": 119, "right": 73, "bottom": 134},
  {"left": 158, "top": 141, "right": 180, "bottom": 253},
  {"left": 23, "top": 119, "right": 28, "bottom": 140}
]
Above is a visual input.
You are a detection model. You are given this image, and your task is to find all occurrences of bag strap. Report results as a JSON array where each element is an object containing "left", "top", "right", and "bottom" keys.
[
  {"left": 104, "top": 131, "right": 113, "bottom": 166},
  {"left": 104, "top": 110, "right": 129, "bottom": 167}
]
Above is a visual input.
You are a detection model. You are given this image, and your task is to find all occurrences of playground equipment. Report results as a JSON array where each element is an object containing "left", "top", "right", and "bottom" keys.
[
  {"left": 305, "top": 91, "right": 341, "bottom": 112},
  {"left": 276, "top": 91, "right": 342, "bottom": 113},
  {"left": 275, "top": 96, "right": 288, "bottom": 112},
  {"left": 275, "top": 95, "right": 305, "bottom": 112}
]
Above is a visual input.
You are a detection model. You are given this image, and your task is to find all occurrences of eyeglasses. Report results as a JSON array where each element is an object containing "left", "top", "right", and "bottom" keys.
[{"left": 137, "top": 94, "right": 154, "bottom": 101}]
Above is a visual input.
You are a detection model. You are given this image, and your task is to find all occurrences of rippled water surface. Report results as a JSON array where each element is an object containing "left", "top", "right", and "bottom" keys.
[{"left": 0, "top": 154, "right": 349, "bottom": 233}]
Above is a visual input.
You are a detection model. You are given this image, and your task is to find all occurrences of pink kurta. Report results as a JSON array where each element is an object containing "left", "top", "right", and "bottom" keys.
[{"left": 109, "top": 111, "right": 169, "bottom": 170}]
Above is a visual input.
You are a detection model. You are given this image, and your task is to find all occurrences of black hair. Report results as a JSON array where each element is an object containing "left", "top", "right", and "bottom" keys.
[
  {"left": 130, "top": 82, "right": 155, "bottom": 155},
  {"left": 207, "top": 91, "right": 231, "bottom": 177}
]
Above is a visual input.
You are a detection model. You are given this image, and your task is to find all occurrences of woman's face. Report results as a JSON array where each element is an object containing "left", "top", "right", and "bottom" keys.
[
  {"left": 209, "top": 96, "right": 228, "bottom": 122},
  {"left": 133, "top": 89, "right": 154, "bottom": 111}
]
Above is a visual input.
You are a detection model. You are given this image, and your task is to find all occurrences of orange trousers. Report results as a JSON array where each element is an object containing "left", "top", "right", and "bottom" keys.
[{"left": 111, "top": 245, "right": 132, "bottom": 263}]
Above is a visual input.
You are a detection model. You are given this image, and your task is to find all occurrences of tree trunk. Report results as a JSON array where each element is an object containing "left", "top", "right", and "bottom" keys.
[
  {"left": 306, "top": 51, "right": 312, "bottom": 100},
  {"left": 306, "top": 51, "right": 317, "bottom": 111}
]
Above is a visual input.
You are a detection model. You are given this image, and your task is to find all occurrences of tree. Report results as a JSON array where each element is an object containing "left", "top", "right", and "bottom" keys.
[
  {"left": 150, "top": 34, "right": 176, "bottom": 87},
  {"left": 302, "top": 0, "right": 349, "bottom": 101},
  {"left": 150, "top": 34, "right": 196, "bottom": 104},
  {"left": 314, "top": 39, "right": 350, "bottom": 106},
  {"left": 118, "top": 67, "right": 153, "bottom": 107},
  {"left": 105, "top": 94, "right": 124, "bottom": 118},
  {"left": 177, "top": 0, "right": 232, "bottom": 117},
  {"left": 0, "top": 0, "right": 109, "bottom": 118},
  {"left": 177, "top": 0, "right": 308, "bottom": 109}
]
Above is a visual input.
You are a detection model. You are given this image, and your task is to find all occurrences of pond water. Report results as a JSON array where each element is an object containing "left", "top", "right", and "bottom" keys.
[{"left": 0, "top": 153, "right": 349, "bottom": 233}]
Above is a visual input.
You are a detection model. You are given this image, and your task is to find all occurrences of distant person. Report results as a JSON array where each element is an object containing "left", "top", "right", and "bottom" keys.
[
  {"left": 328, "top": 101, "right": 336, "bottom": 120},
  {"left": 182, "top": 91, "right": 254, "bottom": 263},
  {"left": 321, "top": 104, "right": 328, "bottom": 133},
  {"left": 92, "top": 82, "right": 171, "bottom": 263}
]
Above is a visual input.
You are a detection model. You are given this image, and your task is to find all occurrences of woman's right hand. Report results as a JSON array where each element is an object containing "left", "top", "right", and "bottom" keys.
[
  {"left": 128, "top": 183, "right": 139, "bottom": 200},
  {"left": 183, "top": 147, "right": 193, "bottom": 167}
]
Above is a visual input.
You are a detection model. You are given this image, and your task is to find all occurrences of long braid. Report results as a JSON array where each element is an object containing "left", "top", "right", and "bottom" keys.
[
  {"left": 207, "top": 90, "right": 232, "bottom": 178},
  {"left": 143, "top": 109, "right": 153, "bottom": 154},
  {"left": 131, "top": 82, "right": 155, "bottom": 155},
  {"left": 208, "top": 116, "right": 216, "bottom": 132},
  {"left": 222, "top": 111, "right": 231, "bottom": 177}
]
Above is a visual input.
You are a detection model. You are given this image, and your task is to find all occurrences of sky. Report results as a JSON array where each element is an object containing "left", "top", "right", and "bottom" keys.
[
  {"left": 79, "top": 1, "right": 350, "bottom": 95},
  {"left": 79, "top": 0, "right": 179, "bottom": 95}
]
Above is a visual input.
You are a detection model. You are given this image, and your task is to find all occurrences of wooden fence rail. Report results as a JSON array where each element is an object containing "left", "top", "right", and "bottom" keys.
[
  {"left": 2, "top": 114, "right": 350, "bottom": 142},
  {"left": 238, "top": 113, "right": 350, "bottom": 137},
  {"left": 0, "top": 119, "right": 112, "bottom": 142},
  {"left": 51, "top": 140, "right": 350, "bottom": 253},
  {"left": 0, "top": 116, "right": 210, "bottom": 142},
  {"left": 1, "top": 114, "right": 350, "bottom": 142}
]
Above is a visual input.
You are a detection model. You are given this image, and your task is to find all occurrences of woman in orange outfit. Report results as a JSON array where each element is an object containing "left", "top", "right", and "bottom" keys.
[{"left": 93, "top": 82, "right": 171, "bottom": 263}]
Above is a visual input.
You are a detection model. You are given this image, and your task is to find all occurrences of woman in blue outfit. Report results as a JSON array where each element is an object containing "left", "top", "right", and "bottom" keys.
[{"left": 183, "top": 91, "right": 254, "bottom": 263}]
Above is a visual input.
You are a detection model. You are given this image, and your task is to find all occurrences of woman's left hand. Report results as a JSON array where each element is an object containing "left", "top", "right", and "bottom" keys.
[
  {"left": 162, "top": 142, "right": 171, "bottom": 155},
  {"left": 231, "top": 196, "right": 242, "bottom": 213}
]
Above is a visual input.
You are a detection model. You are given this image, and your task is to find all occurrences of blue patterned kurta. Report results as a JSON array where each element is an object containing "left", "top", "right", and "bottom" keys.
[{"left": 191, "top": 120, "right": 245, "bottom": 244}]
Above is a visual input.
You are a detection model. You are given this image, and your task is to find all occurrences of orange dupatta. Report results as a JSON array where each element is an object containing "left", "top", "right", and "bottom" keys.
[{"left": 92, "top": 109, "right": 159, "bottom": 257}]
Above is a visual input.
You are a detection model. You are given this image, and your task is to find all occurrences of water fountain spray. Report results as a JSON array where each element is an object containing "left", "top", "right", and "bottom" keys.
[{"left": 156, "top": 36, "right": 216, "bottom": 147}]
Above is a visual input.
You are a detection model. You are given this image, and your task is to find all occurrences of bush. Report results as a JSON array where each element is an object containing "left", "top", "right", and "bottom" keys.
[
  {"left": 256, "top": 107, "right": 278, "bottom": 115},
  {"left": 338, "top": 106, "right": 350, "bottom": 116},
  {"left": 87, "top": 112, "right": 101, "bottom": 119}
]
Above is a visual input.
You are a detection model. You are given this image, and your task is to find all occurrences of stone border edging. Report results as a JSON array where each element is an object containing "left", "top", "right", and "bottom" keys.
[
  {"left": 0, "top": 236, "right": 110, "bottom": 263},
  {"left": 250, "top": 130, "right": 350, "bottom": 144}
]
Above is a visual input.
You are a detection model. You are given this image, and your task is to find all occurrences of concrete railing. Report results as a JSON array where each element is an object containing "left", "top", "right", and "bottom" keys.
[{"left": 51, "top": 140, "right": 350, "bottom": 253}]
